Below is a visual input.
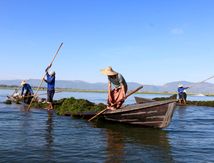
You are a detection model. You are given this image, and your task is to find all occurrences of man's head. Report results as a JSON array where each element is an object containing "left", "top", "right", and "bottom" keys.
[
  {"left": 20, "top": 80, "right": 26, "bottom": 86},
  {"left": 49, "top": 71, "right": 56, "bottom": 76},
  {"left": 178, "top": 83, "right": 183, "bottom": 88}
]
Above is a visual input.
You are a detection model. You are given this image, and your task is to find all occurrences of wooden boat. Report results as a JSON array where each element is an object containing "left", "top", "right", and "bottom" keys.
[
  {"left": 6, "top": 96, "right": 22, "bottom": 104},
  {"left": 5, "top": 95, "right": 45, "bottom": 107},
  {"left": 73, "top": 99, "right": 177, "bottom": 129},
  {"left": 102, "top": 99, "right": 177, "bottom": 129},
  {"left": 134, "top": 96, "right": 156, "bottom": 104},
  {"left": 135, "top": 96, "right": 186, "bottom": 106}
]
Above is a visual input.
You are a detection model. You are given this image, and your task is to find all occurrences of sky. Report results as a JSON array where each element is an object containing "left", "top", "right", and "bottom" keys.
[{"left": 1, "top": 0, "right": 214, "bottom": 85}]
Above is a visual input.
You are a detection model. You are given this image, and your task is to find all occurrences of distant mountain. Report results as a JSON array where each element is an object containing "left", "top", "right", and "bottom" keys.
[{"left": 1, "top": 79, "right": 214, "bottom": 94}]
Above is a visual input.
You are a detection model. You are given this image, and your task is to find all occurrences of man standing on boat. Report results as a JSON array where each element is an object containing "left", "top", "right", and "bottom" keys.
[
  {"left": 20, "top": 80, "right": 34, "bottom": 104},
  {"left": 101, "top": 66, "right": 128, "bottom": 110},
  {"left": 43, "top": 64, "right": 56, "bottom": 110},
  {"left": 178, "top": 84, "right": 189, "bottom": 104}
]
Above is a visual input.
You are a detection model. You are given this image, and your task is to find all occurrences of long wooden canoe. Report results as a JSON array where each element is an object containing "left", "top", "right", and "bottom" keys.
[{"left": 102, "top": 99, "right": 177, "bottom": 128}]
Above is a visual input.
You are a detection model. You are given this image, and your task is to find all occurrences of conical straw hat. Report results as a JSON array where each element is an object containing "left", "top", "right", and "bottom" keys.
[{"left": 101, "top": 66, "right": 118, "bottom": 76}]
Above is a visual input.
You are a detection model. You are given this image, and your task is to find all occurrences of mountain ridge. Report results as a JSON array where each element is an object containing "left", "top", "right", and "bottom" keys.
[{"left": 0, "top": 79, "right": 214, "bottom": 94}]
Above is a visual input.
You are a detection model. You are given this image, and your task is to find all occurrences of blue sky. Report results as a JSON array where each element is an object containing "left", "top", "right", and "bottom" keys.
[{"left": 0, "top": 0, "right": 214, "bottom": 85}]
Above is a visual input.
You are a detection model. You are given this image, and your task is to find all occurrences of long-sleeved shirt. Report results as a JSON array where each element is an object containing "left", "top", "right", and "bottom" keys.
[
  {"left": 178, "top": 87, "right": 189, "bottom": 94},
  {"left": 45, "top": 73, "right": 55, "bottom": 90},
  {"left": 21, "top": 83, "right": 33, "bottom": 95}
]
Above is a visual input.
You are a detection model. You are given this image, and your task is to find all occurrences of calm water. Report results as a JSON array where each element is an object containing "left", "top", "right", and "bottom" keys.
[{"left": 0, "top": 90, "right": 214, "bottom": 163}]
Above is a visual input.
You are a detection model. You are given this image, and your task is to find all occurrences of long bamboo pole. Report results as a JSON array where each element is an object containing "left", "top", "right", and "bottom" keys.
[
  {"left": 88, "top": 85, "right": 143, "bottom": 122},
  {"left": 27, "top": 42, "right": 63, "bottom": 111},
  {"left": 189, "top": 75, "right": 214, "bottom": 88}
]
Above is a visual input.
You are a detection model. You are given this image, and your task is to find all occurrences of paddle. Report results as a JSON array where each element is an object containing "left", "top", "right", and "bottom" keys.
[
  {"left": 27, "top": 42, "right": 63, "bottom": 111},
  {"left": 88, "top": 85, "right": 143, "bottom": 122}
]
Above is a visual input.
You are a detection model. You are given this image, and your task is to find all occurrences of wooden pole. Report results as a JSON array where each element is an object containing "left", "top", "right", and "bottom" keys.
[
  {"left": 189, "top": 75, "right": 214, "bottom": 88},
  {"left": 197, "top": 75, "right": 214, "bottom": 83},
  {"left": 88, "top": 85, "right": 143, "bottom": 122},
  {"left": 27, "top": 42, "right": 63, "bottom": 111}
]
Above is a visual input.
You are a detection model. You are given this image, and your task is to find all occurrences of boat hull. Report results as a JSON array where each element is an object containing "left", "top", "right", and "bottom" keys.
[{"left": 103, "top": 100, "right": 177, "bottom": 128}]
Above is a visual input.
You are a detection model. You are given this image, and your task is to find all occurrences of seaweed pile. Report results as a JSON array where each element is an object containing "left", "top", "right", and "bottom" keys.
[
  {"left": 186, "top": 101, "right": 214, "bottom": 107},
  {"left": 54, "top": 97, "right": 106, "bottom": 116}
]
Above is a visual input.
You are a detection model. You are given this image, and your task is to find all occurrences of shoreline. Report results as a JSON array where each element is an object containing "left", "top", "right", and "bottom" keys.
[{"left": 1, "top": 86, "right": 214, "bottom": 96}]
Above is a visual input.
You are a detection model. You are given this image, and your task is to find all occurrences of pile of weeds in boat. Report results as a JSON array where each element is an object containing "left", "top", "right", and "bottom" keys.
[{"left": 54, "top": 97, "right": 106, "bottom": 116}]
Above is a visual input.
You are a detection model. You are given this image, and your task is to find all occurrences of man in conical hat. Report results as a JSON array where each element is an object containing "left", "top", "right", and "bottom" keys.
[
  {"left": 43, "top": 64, "right": 56, "bottom": 110},
  {"left": 101, "top": 66, "right": 128, "bottom": 110},
  {"left": 177, "top": 83, "right": 189, "bottom": 104},
  {"left": 20, "top": 80, "right": 34, "bottom": 104}
]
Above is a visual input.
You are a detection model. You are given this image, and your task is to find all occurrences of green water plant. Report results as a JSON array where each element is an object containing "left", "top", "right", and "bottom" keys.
[{"left": 54, "top": 97, "right": 106, "bottom": 116}]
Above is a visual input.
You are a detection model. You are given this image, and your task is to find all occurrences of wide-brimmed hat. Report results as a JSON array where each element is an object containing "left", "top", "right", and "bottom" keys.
[
  {"left": 178, "top": 83, "right": 183, "bottom": 87},
  {"left": 20, "top": 80, "right": 26, "bottom": 86},
  {"left": 101, "top": 66, "right": 118, "bottom": 76}
]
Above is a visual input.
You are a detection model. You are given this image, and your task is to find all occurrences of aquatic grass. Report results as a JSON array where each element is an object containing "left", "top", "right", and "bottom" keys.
[{"left": 54, "top": 97, "right": 106, "bottom": 116}]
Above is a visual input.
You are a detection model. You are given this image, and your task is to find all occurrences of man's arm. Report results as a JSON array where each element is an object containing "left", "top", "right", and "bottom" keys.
[
  {"left": 121, "top": 83, "right": 126, "bottom": 98},
  {"left": 21, "top": 87, "right": 24, "bottom": 96},
  {"left": 45, "top": 64, "right": 52, "bottom": 74}
]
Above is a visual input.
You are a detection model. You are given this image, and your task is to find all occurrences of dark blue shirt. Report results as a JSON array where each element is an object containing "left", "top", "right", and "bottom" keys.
[
  {"left": 46, "top": 73, "right": 55, "bottom": 90},
  {"left": 21, "top": 83, "right": 33, "bottom": 95},
  {"left": 178, "top": 87, "right": 188, "bottom": 94}
]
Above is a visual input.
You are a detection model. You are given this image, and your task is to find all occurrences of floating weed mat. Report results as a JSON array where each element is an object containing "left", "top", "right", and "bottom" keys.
[
  {"left": 187, "top": 101, "right": 214, "bottom": 107},
  {"left": 3, "top": 99, "right": 21, "bottom": 105},
  {"left": 3, "top": 99, "right": 12, "bottom": 104},
  {"left": 54, "top": 97, "right": 106, "bottom": 116}
]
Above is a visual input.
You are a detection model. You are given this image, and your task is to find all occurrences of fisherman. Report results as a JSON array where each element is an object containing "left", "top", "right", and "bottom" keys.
[
  {"left": 20, "top": 80, "right": 34, "bottom": 104},
  {"left": 43, "top": 64, "right": 55, "bottom": 110},
  {"left": 101, "top": 66, "right": 128, "bottom": 110},
  {"left": 178, "top": 84, "right": 189, "bottom": 104}
]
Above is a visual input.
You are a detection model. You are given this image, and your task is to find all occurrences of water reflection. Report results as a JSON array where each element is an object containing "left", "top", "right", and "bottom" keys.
[
  {"left": 96, "top": 122, "right": 174, "bottom": 163},
  {"left": 105, "top": 129, "right": 125, "bottom": 163},
  {"left": 44, "top": 111, "right": 54, "bottom": 159}
]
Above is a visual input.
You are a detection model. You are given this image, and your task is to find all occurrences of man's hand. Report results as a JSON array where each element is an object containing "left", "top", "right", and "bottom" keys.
[{"left": 45, "top": 64, "right": 52, "bottom": 72}]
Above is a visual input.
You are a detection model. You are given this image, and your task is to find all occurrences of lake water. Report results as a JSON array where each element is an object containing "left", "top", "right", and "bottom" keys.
[{"left": 0, "top": 89, "right": 214, "bottom": 162}]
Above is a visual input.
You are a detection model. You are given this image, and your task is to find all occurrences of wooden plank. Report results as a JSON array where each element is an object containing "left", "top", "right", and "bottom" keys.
[
  {"left": 130, "top": 121, "right": 163, "bottom": 124},
  {"left": 146, "top": 115, "right": 165, "bottom": 119},
  {"left": 160, "top": 103, "right": 176, "bottom": 128},
  {"left": 135, "top": 97, "right": 155, "bottom": 104},
  {"left": 104, "top": 117, "right": 139, "bottom": 122}
]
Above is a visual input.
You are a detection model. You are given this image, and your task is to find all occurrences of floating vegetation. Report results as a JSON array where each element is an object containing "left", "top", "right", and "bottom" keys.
[
  {"left": 30, "top": 101, "right": 48, "bottom": 108},
  {"left": 54, "top": 97, "right": 106, "bottom": 116},
  {"left": 3, "top": 99, "right": 12, "bottom": 105},
  {"left": 186, "top": 101, "right": 214, "bottom": 107}
]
